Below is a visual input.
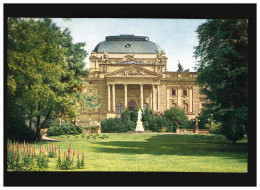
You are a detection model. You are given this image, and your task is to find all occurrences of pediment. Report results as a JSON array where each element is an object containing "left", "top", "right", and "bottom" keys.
[{"left": 105, "top": 64, "right": 162, "bottom": 78}]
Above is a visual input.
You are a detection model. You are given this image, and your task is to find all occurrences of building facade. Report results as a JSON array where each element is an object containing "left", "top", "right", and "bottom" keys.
[{"left": 78, "top": 35, "right": 206, "bottom": 127}]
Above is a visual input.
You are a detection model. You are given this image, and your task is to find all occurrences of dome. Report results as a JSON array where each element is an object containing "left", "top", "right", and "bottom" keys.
[{"left": 93, "top": 35, "right": 162, "bottom": 54}]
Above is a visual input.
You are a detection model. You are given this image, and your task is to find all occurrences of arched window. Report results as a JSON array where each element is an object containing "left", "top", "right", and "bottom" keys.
[
  {"left": 143, "top": 102, "right": 148, "bottom": 112},
  {"left": 128, "top": 100, "right": 136, "bottom": 111},
  {"left": 116, "top": 102, "right": 123, "bottom": 114}
]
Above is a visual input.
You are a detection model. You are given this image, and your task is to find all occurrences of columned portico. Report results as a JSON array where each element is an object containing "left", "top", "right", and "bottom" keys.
[{"left": 107, "top": 83, "right": 160, "bottom": 113}]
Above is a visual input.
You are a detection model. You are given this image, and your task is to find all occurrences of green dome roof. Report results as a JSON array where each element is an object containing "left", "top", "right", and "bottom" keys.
[{"left": 93, "top": 35, "right": 162, "bottom": 54}]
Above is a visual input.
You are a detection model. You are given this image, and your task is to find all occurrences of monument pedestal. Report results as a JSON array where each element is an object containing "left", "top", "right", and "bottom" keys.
[
  {"left": 135, "top": 121, "right": 144, "bottom": 132},
  {"left": 176, "top": 128, "right": 180, "bottom": 134},
  {"left": 195, "top": 129, "right": 199, "bottom": 134}
]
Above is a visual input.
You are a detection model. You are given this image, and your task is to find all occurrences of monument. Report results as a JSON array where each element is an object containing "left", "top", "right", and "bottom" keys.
[{"left": 135, "top": 109, "right": 144, "bottom": 133}]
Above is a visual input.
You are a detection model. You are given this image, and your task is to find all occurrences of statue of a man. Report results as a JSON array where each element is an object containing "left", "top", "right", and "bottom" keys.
[
  {"left": 137, "top": 109, "right": 142, "bottom": 121},
  {"left": 103, "top": 49, "right": 109, "bottom": 60}
]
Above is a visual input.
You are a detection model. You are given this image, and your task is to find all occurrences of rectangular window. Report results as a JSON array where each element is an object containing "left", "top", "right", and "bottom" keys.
[
  {"left": 116, "top": 103, "right": 123, "bottom": 115},
  {"left": 183, "top": 89, "right": 187, "bottom": 96},
  {"left": 171, "top": 89, "right": 176, "bottom": 96}
]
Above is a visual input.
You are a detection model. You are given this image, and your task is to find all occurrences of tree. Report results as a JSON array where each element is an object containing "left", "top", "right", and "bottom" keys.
[
  {"left": 177, "top": 60, "right": 184, "bottom": 72},
  {"left": 164, "top": 107, "right": 188, "bottom": 131},
  {"left": 194, "top": 19, "right": 248, "bottom": 143},
  {"left": 7, "top": 18, "right": 99, "bottom": 141}
]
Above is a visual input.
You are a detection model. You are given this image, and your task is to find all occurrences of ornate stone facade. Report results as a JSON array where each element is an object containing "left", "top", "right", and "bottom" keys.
[{"left": 78, "top": 35, "right": 206, "bottom": 127}]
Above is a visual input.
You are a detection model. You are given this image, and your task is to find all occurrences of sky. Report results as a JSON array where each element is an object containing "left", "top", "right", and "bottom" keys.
[{"left": 52, "top": 18, "right": 206, "bottom": 71}]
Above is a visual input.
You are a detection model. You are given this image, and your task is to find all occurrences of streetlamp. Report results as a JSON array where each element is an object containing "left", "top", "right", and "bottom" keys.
[
  {"left": 195, "top": 113, "right": 199, "bottom": 134},
  {"left": 210, "top": 114, "right": 213, "bottom": 131}
]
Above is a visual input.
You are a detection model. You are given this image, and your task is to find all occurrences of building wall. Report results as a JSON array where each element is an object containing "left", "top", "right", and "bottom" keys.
[{"left": 78, "top": 52, "right": 205, "bottom": 127}]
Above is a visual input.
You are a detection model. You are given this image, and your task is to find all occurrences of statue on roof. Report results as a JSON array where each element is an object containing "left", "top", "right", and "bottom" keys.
[
  {"left": 102, "top": 49, "right": 109, "bottom": 61},
  {"left": 156, "top": 50, "right": 164, "bottom": 63}
]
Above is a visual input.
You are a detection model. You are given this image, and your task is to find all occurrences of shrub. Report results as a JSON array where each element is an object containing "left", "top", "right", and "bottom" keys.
[
  {"left": 209, "top": 122, "right": 222, "bottom": 134},
  {"left": 7, "top": 123, "right": 36, "bottom": 142},
  {"left": 101, "top": 117, "right": 128, "bottom": 133},
  {"left": 148, "top": 116, "right": 173, "bottom": 132},
  {"left": 222, "top": 119, "right": 245, "bottom": 143},
  {"left": 47, "top": 124, "right": 83, "bottom": 136}
]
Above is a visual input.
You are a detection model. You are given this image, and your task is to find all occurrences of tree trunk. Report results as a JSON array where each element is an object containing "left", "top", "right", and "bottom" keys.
[
  {"left": 35, "top": 115, "right": 41, "bottom": 142},
  {"left": 29, "top": 118, "right": 32, "bottom": 129},
  {"left": 29, "top": 109, "right": 33, "bottom": 129},
  {"left": 35, "top": 104, "right": 52, "bottom": 142}
]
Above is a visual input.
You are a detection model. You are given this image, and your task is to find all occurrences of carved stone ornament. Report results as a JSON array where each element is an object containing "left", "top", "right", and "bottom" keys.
[
  {"left": 105, "top": 64, "right": 162, "bottom": 78},
  {"left": 121, "top": 67, "right": 146, "bottom": 76},
  {"left": 100, "top": 65, "right": 108, "bottom": 73},
  {"left": 157, "top": 66, "right": 162, "bottom": 73}
]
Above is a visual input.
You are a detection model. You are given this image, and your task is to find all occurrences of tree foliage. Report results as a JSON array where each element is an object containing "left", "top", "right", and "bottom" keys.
[
  {"left": 194, "top": 19, "right": 248, "bottom": 142},
  {"left": 177, "top": 61, "right": 184, "bottom": 72},
  {"left": 164, "top": 107, "right": 188, "bottom": 129},
  {"left": 7, "top": 18, "right": 99, "bottom": 141}
]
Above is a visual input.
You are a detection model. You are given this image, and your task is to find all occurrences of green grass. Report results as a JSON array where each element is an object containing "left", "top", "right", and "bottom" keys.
[{"left": 40, "top": 133, "right": 247, "bottom": 172}]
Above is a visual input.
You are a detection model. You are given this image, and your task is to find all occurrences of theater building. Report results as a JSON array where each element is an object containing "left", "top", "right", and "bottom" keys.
[{"left": 78, "top": 35, "right": 206, "bottom": 127}]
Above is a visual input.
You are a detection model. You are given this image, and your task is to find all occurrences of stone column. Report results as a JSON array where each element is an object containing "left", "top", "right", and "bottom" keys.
[
  {"left": 140, "top": 84, "right": 144, "bottom": 110},
  {"left": 152, "top": 85, "right": 156, "bottom": 111},
  {"left": 112, "top": 84, "right": 115, "bottom": 112},
  {"left": 189, "top": 87, "right": 193, "bottom": 113},
  {"left": 177, "top": 87, "right": 182, "bottom": 107},
  {"left": 124, "top": 84, "right": 128, "bottom": 110},
  {"left": 157, "top": 85, "right": 160, "bottom": 111},
  {"left": 107, "top": 85, "right": 111, "bottom": 112},
  {"left": 166, "top": 88, "right": 169, "bottom": 110},
  {"left": 149, "top": 89, "right": 153, "bottom": 110}
]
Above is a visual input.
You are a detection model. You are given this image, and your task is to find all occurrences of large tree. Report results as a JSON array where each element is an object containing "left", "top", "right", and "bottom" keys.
[
  {"left": 164, "top": 107, "right": 188, "bottom": 130},
  {"left": 194, "top": 19, "right": 248, "bottom": 143},
  {"left": 7, "top": 18, "right": 99, "bottom": 141}
]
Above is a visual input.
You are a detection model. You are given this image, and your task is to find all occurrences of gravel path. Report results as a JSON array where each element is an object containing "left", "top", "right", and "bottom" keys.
[{"left": 41, "top": 135, "right": 66, "bottom": 142}]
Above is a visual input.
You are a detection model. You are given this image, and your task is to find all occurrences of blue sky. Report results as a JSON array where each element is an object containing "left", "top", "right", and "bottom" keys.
[{"left": 52, "top": 18, "right": 206, "bottom": 71}]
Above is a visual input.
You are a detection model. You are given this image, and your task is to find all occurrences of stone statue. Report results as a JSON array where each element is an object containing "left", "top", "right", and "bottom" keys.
[
  {"left": 156, "top": 50, "right": 164, "bottom": 63},
  {"left": 137, "top": 109, "right": 142, "bottom": 121},
  {"left": 103, "top": 49, "right": 109, "bottom": 60},
  {"left": 135, "top": 109, "right": 144, "bottom": 132}
]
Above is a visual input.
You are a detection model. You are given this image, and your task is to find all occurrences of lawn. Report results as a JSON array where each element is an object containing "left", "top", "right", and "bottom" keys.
[{"left": 39, "top": 133, "right": 248, "bottom": 172}]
